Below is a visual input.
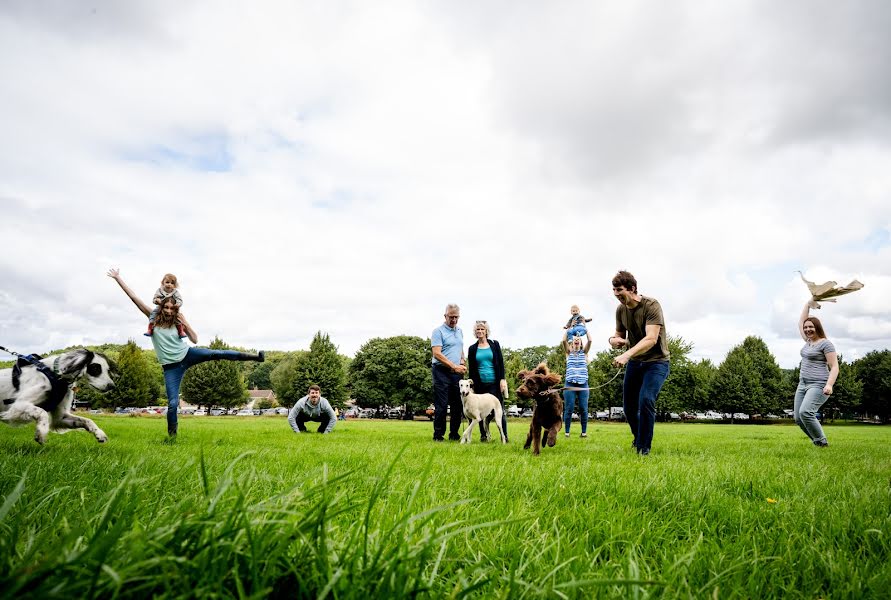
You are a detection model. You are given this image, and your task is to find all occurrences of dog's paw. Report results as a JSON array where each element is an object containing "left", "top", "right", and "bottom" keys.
[
  {"left": 34, "top": 431, "right": 47, "bottom": 445},
  {"left": 95, "top": 430, "right": 108, "bottom": 443}
]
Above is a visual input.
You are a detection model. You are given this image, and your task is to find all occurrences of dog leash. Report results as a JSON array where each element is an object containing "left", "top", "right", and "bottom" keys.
[
  {"left": 0, "top": 345, "right": 24, "bottom": 358},
  {"left": 539, "top": 367, "right": 625, "bottom": 396}
]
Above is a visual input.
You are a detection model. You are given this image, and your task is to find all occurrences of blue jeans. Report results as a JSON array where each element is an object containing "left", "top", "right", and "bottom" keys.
[
  {"left": 474, "top": 380, "right": 508, "bottom": 441},
  {"left": 793, "top": 380, "right": 828, "bottom": 444},
  {"left": 566, "top": 324, "right": 587, "bottom": 340},
  {"left": 623, "top": 360, "right": 670, "bottom": 453},
  {"left": 163, "top": 347, "right": 253, "bottom": 433},
  {"left": 563, "top": 386, "right": 589, "bottom": 434},
  {"left": 432, "top": 365, "right": 463, "bottom": 440}
]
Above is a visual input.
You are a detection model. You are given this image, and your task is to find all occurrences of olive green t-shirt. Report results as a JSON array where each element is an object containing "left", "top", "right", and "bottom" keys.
[{"left": 615, "top": 296, "right": 670, "bottom": 362}]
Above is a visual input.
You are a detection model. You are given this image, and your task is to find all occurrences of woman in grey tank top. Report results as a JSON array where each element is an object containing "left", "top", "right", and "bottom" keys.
[{"left": 793, "top": 301, "right": 839, "bottom": 446}]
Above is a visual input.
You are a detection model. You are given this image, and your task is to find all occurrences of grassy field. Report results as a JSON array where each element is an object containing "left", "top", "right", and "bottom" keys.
[{"left": 0, "top": 416, "right": 889, "bottom": 599}]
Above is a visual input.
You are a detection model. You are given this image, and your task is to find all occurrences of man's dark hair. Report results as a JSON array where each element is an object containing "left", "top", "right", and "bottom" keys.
[
  {"left": 612, "top": 270, "right": 638, "bottom": 293},
  {"left": 308, "top": 384, "right": 321, "bottom": 392}
]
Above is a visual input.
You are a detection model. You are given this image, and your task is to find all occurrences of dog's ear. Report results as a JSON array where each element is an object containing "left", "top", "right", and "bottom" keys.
[
  {"left": 516, "top": 370, "right": 529, "bottom": 382},
  {"left": 467, "top": 379, "right": 474, "bottom": 386},
  {"left": 60, "top": 349, "right": 95, "bottom": 375},
  {"left": 533, "top": 363, "right": 548, "bottom": 376},
  {"left": 545, "top": 373, "right": 562, "bottom": 387}
]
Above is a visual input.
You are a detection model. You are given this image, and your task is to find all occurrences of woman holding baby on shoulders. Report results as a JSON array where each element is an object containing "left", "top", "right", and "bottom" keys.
[{"left": 562, "top": 329, "right": 592, "bottom": 438}]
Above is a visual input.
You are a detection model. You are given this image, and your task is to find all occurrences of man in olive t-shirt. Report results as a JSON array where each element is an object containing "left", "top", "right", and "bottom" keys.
[{"left": 607, "top": 270, "right": 671, "bottom": 456}]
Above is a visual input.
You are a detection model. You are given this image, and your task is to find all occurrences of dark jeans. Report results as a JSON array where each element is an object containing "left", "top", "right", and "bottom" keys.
[
  {"left": 163, "top": 347, "right": 255, "bottom": 433},
  {"left": 294, "top": 411, "right": 332, "bottom": 433},
  {"left": 432, "top": 365, "right": 462, "bottom": 440},
  {"left": 474, "top": 381, "right": 508, "bottom": 441},
  {"left": 622, "top": 360, "right": 670, "bottom": 452}
]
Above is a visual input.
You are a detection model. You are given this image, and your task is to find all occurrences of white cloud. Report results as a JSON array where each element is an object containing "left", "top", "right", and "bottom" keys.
[{"left": 1, "top": 1, "right": 890, "bottom": 367}]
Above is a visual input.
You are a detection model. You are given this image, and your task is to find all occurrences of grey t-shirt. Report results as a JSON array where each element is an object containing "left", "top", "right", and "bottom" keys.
[{"left": 799, "top": 339, "right": 836, "bottom": 383}]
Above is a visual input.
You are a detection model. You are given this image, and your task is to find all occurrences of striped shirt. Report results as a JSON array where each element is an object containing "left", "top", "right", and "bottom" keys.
[
  {"left": 799, "top": 339, "right": 836, "bottom": 384},
  {"left": 565, "top": 350, "right": 588, "bottom": 384}
]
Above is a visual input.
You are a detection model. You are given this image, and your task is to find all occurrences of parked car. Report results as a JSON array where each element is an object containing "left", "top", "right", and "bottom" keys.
[
  {"left": 193, "top": 410, "right": 207, "bottom": 416},
  {"left": 388, "top": 407, "right": 404, "bottom": 419},
  {"left": 210, "top": 408, "right": 225, "bottom": 416},
  {"left": 275, "top": 407, "right": 289, "bottom": 416},
  {"left": 236, "top": 408, "right": 254, "bottom": 416},
  {"left": 520, "top": 408, "right": 533, "bottom": 418},
  {"left": 506, "top": 405, "right": 522, "bottom": 418}
]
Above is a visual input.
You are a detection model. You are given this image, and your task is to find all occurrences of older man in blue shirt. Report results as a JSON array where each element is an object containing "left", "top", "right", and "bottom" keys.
[{"left": 431, "top": 303, "right": 466, "bottom": 441}]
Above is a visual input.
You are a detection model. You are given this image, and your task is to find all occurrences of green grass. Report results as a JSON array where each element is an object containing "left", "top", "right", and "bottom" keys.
[{"left": 0, "top": 416, "right": 889, "bottom": 599}]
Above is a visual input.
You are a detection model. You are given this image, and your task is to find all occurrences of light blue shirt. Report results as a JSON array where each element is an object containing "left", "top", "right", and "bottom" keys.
[
  {"left": 150, "top": 326, "right": 188, "bottom": 365},
  {"left": 432, "top": 323, "right": 463, "bottom": 366}
]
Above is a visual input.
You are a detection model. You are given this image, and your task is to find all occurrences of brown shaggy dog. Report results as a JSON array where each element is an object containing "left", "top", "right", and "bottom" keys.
[{"left": 516, "top": 363, "right": 563, "bottom": 455}]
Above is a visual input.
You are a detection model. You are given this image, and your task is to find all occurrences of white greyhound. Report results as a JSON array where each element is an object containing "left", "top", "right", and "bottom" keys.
[
  {"left": 1, "top": 349, "right": 116, "bottom": 444},
  {"left": 458, "top": 379, "right": 507, "bottom": 444}
]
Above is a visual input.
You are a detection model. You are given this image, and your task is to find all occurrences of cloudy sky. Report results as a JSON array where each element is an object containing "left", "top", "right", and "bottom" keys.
[{"left": 2, "top": 1, "right": 890, "bottom": 368}]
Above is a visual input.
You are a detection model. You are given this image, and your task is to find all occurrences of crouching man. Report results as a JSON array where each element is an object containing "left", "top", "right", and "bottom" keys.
[{"left": 288, "top": 385, "right": 336, "bottom": 434}]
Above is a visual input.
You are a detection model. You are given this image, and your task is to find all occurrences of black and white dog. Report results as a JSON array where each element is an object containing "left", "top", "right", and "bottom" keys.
[{"left": 0, "top": 349, "right": 116, "bottom": 444}]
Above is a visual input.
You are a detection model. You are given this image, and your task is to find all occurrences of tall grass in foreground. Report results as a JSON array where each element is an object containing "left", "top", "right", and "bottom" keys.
[{"left": 0, "top": 417, "right": 889, "bottom": 599}]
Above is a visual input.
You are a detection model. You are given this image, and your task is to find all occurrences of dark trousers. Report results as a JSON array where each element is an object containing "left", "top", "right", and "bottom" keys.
[
  {"left": 432, "top": 365, "right": 462, "bottom": 440},
  {"left": 623, "top": 360, "right": 670, "bottom": 452},
  {"left": 295, "top": 411, "right": 331, "bottom": 433},
  {"left": 474, "top": 381, "right": 508, "bottom": 441}
]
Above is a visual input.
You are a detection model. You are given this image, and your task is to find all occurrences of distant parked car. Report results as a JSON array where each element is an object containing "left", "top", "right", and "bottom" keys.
[
  {"left": 596, "top": 410, "right": 609, "bottom": 420},
  {"left": 388, "top": 407, "right": 404, "bottom": 419},
  {"left": 275, "top": 407, "right": 289, "bottom": 416},
  {"left": 210, "top": 408, "right": 225, "bottom": 416},
  {"left": 507, "top": 405, "right": 522, "bottom": 417},
  {"left": 521, "top": 408, "right": 533, "bottom": 418},
  {"left": 193, "top": 410, "right": 207, "bottom": 416},
  {"left": 236, "top": 408, "right": 254, "bottom": 416}
]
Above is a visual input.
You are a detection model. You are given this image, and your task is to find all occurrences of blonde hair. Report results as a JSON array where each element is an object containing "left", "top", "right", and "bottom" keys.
[
  {"left": 162, "top": 273, "right": 179, "bottom": 287},
  {"left": 474, "top": 320, "right": 490, "bottom": 337}
]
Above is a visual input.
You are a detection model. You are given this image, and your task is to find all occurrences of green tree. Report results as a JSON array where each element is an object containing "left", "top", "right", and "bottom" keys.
[
  {"left": 855, "top": 350, "right": 891, "bottom": 423},
  {"left": 503, "top": 345, "right": 553, "bottom": 371},
  {"left": 710, "top": 337, "right": 783, "bottom": 417},
  {"left": 822, "top": 355, "right": 863, "bottom": 420},
  {"left": 270, "top": 351, "right": 309, "bottom": 408},
  {"left": 739, "top": 336, "right": 785, "bottom": 415},
  {"left": 655, "top": 336, "right": 695, "bottom": 418},
  {"left": 180, "top": 337, "right": 248, "bottom": 410},
  {"left": 688, "top": 359, "right": 717, "bottom": 413},
  {"left": 587, "top": 348, "right": 625, "bottom": 410},
  {"left": 255, "top": 397, "right": 277, "bottom": 410},
  {"left": 301, "top": 332, "right": 348, "bottom": 408},
  {"left": 77, "top": 340, "right": 159, "bottom": 408},
  {"left": 269, "top": 333, "right": 348, "bottom": 409},
  {"left": 246, "top": 358, "right": 279, "bottom": 390},
  {"left": 348, "top": 336, "right": 432, "bottom": 415},
  {"left": 710, "top": 347, "right": 762, "bottom": 417},
  {"left": 504, "top": 352, "right": 529, "bottom": 408}
]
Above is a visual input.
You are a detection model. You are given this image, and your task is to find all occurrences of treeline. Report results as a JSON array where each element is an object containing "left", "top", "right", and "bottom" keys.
[{"left": 9, "top": 333, "right": 890, "bottom": 423}]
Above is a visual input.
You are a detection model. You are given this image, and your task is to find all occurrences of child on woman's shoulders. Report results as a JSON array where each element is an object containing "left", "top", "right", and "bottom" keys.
[
  {"left": 564, "top": 304, "right": 592, "bottom": 341},
  {"left": 145, "top": 273, "right": 186, "bottom": 338}
]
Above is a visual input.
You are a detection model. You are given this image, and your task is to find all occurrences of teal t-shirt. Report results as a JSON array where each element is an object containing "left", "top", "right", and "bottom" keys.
[
  {"left": 476, "top": 346, "right": 496, "bottom": 383},
  {"left": 150, "top": 326, "right": 188, "bottom": 365}
]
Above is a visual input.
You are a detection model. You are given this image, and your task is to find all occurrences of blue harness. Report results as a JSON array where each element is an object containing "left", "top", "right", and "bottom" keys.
[{"left": 5, "top": 354, "right": 73, "bottom": 412}]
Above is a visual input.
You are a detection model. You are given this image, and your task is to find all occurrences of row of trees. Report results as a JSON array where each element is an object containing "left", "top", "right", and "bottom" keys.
[{"left": 18, "top": 333, "right": 891, "bottom": 423}]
